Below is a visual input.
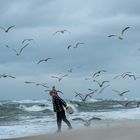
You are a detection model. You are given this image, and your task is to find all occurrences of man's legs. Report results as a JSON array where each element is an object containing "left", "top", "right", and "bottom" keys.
[
  {"left": 61, "top": 111, "right": 72, "bottom": 129},
  {"left": 56, "top": 112, "right": 62, "bottom": 132}
]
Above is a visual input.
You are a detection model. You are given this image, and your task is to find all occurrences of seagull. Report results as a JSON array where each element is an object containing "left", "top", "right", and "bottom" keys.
[
  {"left": 0, "top": 25, "right": 15, "bottom": 33},
  {"left": 6, "top": 43, "right": 30, "bottom": 56},
  {"left": 74, "top": 91, "right": 96, "bottom": 102},
  {"left": 53, "top": 29, "right": 70, "bottom": 36},
  {"left": 72, "top": 117, "right": 101, "bottom": 127},
  {"left": 116, "top": 101, "right": 131, "bottom": 107},
  {"left": 99, "top": 85, "right": 110, "bottom": 93},
  {"left": 93, "top": 70, "right": 107, "bottom": 78},
  {"left": 73, "top": 42, "right": 84, "bottom": 48},
  {"left": 25, "top": 81, "right": 49, "bottom": 88},
  {"left": 113, "top": 72, "right": 132, "bottom": 79},
  {"left": 22, "top": 39, "right": 34, "bottom": 44},
  {"left": 51, "top": 74, "right": 68, "bottom": 82},
  {"left": 93, "top": 80, "right": 109, "bottom": 87},
  {"left": 67, "top": 45, "right": 72, "bottom": 50},
  {"left": 112, "top": 89, "right": 130, "bottom": 96},
  {"left": 108, "top": 26, "right": 130, "bottom": 40},
  {"left": 44, "top": 89, "right": 63, "bottom": 94},
  {"left": 122, "top": 74, "right": 140, "bottom": 80},
  {"left": 121, "top": 27, "right": 131, "bottom": 36},
  {"left": 0, "top": 74, "right": 16, "bottom": 79},
  {"left": 37, "top": 58, "right": 53, "bottom": 64}
]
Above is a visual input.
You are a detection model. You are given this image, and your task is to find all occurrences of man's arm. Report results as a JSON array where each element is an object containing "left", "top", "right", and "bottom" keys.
[{"left": 58, "top": 96, "right": 67, "bottom": 107}]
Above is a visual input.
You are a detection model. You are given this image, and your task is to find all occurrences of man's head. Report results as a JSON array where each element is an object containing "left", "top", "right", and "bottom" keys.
[{"left": 50, "top": 86, "right": 57, "bottom": 97}]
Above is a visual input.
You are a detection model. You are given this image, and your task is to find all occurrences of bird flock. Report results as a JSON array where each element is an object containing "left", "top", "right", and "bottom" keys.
[{"left": 0, "top": 24, "right": 139, "bottom": 109}]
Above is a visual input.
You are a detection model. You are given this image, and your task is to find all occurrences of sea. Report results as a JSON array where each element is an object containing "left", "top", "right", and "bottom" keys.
[{"left": 0, "top": 98, "right": 140, "bottom": 139}]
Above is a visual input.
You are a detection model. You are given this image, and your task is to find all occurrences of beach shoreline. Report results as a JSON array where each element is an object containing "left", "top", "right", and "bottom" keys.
[{"left": 5, "top": 120, "right": 140, "bottom": 140}]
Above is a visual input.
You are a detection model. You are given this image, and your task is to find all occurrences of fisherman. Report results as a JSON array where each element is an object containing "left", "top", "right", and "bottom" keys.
[{"left": 50, "top": 86, "right": 72, "bottom": 133}]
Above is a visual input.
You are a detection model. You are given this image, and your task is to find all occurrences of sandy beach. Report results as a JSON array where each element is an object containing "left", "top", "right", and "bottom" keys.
[{"left": 7, "top": 120, "right": 140, "bottom": 140}]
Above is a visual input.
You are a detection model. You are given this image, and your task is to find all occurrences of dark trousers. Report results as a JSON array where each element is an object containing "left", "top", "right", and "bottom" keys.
[{"left": 56, "top": 110, "right": 72, "bottom": 131}]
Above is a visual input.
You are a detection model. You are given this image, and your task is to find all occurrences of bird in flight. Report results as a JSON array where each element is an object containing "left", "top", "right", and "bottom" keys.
[
  {"left": 112, "top": 89, "right": 130, "bottom": 96},
  {"left": 53, "top": 29, "right": 70, "bottom": 36},
  {"left": 113, "top": 72, "right": 132, "bottom": 80},
  {"left": 44, "top": 89, "right": 63, "bottom": 94},
  {"left": 99, "top": 85, "right": 110, "bottom": 93},
  {"left": 0, "top": 25, "right": 15, "bottom": 33},
  {"left": 74, "top": 91, "right": 97, "bottom": 102},
  {"left": 116, "top": 101, "right": 132, "bottom": 107},
  {"left": 122, "top": 74, "right": 140, "bottom": 80},
  {"left": 0, "top": 74, "right": 16, "bottom": 79},
  {"left": 93, "top": 80, "right": 109, "bottom": 87},
  {"left": 6, "top": 43, "right": 30, "bottom": 56},
  {"left": 22, "top": 39, "right": 34, "bottom": 44},
  {"left": 93, "top": 70, "right": 107, "bottom": 78},
  {"left": 24, "top": 81, "right": 49, "bottom": 88},
  {"left": 108, "top": 26, "right": 130, "bottom": 40},
  {"left": 73, "top": 42, "right": 84, "bottom": 48},
  {"left": 51, "top": 74, "right": 68, "bottom": 82},
  {"left": 67, "top": 45, "right": 72, "bottom": 50},
  {"left": 37, "top": 58, "right": 53, "bottom": 64},
  {"left": 72, "top": 117, "right": 101, "bottom": 127}
]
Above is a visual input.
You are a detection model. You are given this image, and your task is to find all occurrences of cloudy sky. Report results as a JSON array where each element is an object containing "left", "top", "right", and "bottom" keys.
[{"left": 0, "top": 0, "right": 140, "bottom": 100}]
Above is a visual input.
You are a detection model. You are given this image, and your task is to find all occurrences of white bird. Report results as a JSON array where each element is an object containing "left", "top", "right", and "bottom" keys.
[
  {"left": 93, "top": 70, "right": 107, "bottom": 78},
  {"left": 0, "top": 25, "right": 15, "bottom": 33},
  {"left": 22, "top": 39, "right": 34, "bottom": 44},
  {"left": 112, "top": 89, "right": 130, "bottom": 96},
  {"left": 108, "top": 26, "right": 130, "bottom": 40},
  {"left": 37, "top": 58, "right": 53, "bottom": 64},
  {"left": 123, "top": 74, "right": 140, "bottom": 80},
  {"left": 6, "top": 43, "right": 30, "bottom": 56},
  {"left": 51, "top": 74, "right": 68, "bottom": 82},
  {"left": 53, "top": 29, "right": 70, "bottom": 36},
  {"left": 0, "top": 74, "right": 16, "bottom": 79},
  {"left": 44, "top": 89, "right": 63, "bottom": 94},
  {"left": 99, "top": 85, "right": 110, "bottom": 93},
  {"left": 72, "top": 117, "right": 101, "bottom": 127},
  {"left": 25, "top": 81, "right": 49, "bottom": 88},
  {"left": 113, "top": 72, "right": 132, "bottom": 80},
  {"left": 73, "top": 42, "right": 84, "bottom": 48},
  {"left": 74, "top": 91, "right": 97, "bottom": 102},
  {"left": 93, "top": 80, "right": 109, "bottom": 87}
]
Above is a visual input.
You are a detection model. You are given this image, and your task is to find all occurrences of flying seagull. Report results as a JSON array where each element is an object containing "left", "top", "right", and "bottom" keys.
[
  {"left": 51, "top": 74, "right": 68, "bottom": 82},
  {"left": 99, "top": 85, "right": 110, "bottom": 93},
  {"left": 108, "top": 26, "right": 130, "bottom": 40},
  {"left": 25, "top": 81, "right": 49, "bottom": 88},
  {"left": 22, "top": 39, "right": 34, "bottom": 44},
  {"left": 37, "top": 58, "right": 53, "bottom": 64},
  {"left": 0, "top": 74, "right": 16, "bottom": 79},
  {"left": 44, "top": 89, "right": 63, "bottom": 94},
  {"left": 73, "top": 42, "right": 84, "bottom": 48},
  {"left": 53, "top": 29, "right": 70, "bottom": 36},
  {"left": 0, "top": 25, "right": 15, "bottom": 33},
  {"left": 72, "top": 117, "right": 101, "bottom": 127},
  {"left": 93, "top": 70, "right": 107, "bottom": 78},
  {"left": 122, "top": 74, "right": 140, "bottom": 80},
  {"left": 112, "top": 89, "right": 130, "bottom": 96},
  {"left": 67, "top": 45, "right": 72, "bottom": 50},
  {"left": 93, "top": 80, "right": 109, "bottom": 87},
  {"left": 6, "top": 43, "right": 30, "bottom": 56},
  {"left": 116, "top": 101, "right": 132, "bottom": 107},
  {"left": 74, "top": 91, "right": 97, "bottom": 102},
  {"left": 113, "top": 72, "right": 132, "bottom": 80}
]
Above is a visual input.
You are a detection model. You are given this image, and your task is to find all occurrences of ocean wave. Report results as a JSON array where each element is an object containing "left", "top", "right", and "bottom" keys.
[{"left": 18, "top": 104, "right": 53, "bottom": 112}]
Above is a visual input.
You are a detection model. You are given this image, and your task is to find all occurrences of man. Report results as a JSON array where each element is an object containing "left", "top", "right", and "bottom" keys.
[{"left": 50, "top": 86, "right": 72, "bottom": 133}]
